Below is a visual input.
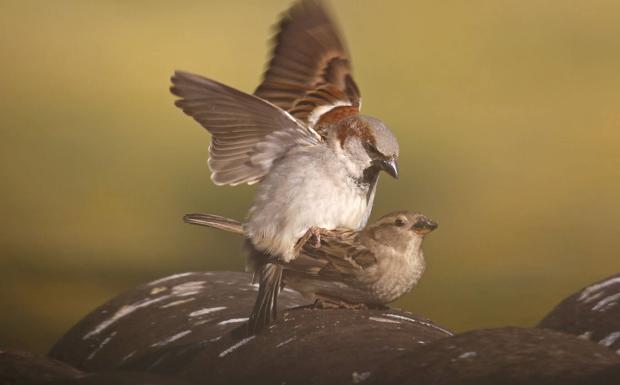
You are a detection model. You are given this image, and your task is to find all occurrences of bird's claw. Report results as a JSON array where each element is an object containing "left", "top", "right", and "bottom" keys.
[
  {"left": 312, "top": 296, "right": 368, "bottom": 310},
  {"left": 294, "top": 226, "right": 326, "bottom": 256}
]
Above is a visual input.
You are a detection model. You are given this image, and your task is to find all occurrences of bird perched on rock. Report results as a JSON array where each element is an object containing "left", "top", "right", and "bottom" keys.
[
  {"left": 184, "top": 211, "right": 436, "bottom": 307},
  {"left": 171, "top": 0, "right": 399, "bottom": 332}
]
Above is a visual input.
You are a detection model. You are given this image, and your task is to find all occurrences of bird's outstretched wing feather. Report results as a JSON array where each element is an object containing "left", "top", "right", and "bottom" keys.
[
  {"left": 171, "top": 71, "right": 321, "bottom": 186},
  {"left": 254, "top": 0, "right": 361, "bottom": 128}
]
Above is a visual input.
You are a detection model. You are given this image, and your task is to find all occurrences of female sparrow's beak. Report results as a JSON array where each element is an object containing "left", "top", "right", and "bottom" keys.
[
  {"left": 412, "top": 217, "right": 438, "bottom": 235},
  {"left": 374, "top": 158, "right": 399, "bottom": 179}
]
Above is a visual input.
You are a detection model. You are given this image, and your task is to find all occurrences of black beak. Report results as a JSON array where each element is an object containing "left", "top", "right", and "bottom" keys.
[
  {"left": 412, "top": 217, "right": 438, "bottom": 234},
  {"left": 375, "top": 158, "right": 398, "bottom": 179}
]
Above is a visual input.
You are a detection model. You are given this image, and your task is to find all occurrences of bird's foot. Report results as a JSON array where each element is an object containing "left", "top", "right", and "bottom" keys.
[
  {"left": 312, "top": 296, "right": 368, "bottom": 310},
  {"left": 293, "top": 226, "right": 328, "bottom": 256}
]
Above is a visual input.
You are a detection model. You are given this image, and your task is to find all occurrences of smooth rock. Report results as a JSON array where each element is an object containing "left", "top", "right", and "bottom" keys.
[
  {"left": 367, "top": 327, "right": 620, "bottom": 385},
  {"left": 50, "top": 271, "right": 308, "bottom": 371},
  {"left": 49, "top": 271, "right": 451, "bottom": 385},
  {"left": 539, "top": 272, "right": 620, "bottom": 352},
  {"left": 0, "top": 348, "right": 82, "bottom": 385}
]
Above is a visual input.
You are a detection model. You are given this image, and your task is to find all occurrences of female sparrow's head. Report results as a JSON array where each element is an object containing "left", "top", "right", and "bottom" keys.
[
  {"left": 327, "top": 114, "right": 399, "bottom": 180},
  {"left": 367, "top": 211, "right": 438, "bottom": 249}
]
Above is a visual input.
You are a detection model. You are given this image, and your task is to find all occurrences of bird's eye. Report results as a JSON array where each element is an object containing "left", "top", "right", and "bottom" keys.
[
  {"left": 395, "top": 218, "right": 407, "bottom": 227},
  {"left": 364, "top": 142, "right": 381, "bottom": 157}
]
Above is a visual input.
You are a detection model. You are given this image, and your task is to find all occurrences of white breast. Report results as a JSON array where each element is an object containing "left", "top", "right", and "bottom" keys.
[{"left": 246, "top": 146, "right": 372, "bottom": 262}]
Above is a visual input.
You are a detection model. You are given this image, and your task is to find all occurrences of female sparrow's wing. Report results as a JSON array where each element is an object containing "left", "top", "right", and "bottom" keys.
[
  {"left": 182, "top": 213, "right": 376, "bottom": 280},
  {"left": 254, "top": 0, "right": 361, "bottom": 129},
  {"left": 171, "top": 72, "right": 321, "bottom": 186},
  {"left": 285, "top": 229, "right": 377, "bottom": 281}
]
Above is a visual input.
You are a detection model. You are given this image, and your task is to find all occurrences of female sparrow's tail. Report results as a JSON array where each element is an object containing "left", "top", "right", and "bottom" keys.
[
  {"left": 185, "top": 213, "right": 283, "bottom": 333},
  {"left": 183, "top": 213, "right": 244, "bottom": 235},
  {"left": 248, "top": 262, "right": 283, "bottom": 334}
]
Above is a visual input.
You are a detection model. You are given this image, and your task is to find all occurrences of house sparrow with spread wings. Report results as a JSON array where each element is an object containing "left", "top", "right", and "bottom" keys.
[
  {"left": 171, "top": 0, "right": 399, "bottom": 332},
  {"left": 184, "top": 211, "right": 437, "bottom": 306}
]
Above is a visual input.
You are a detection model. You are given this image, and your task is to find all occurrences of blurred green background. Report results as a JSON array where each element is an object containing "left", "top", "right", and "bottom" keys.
[{"left": 1, "top": 0, "right": 619, "bottom": 353}]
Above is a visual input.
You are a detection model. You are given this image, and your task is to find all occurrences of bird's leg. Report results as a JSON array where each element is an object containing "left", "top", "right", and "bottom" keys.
[
  {"left": 293, "top": 226, "right": 328, "bottom": 256},
  {"left": 312, "top": 294, "right": 368, "bottom": 310}
]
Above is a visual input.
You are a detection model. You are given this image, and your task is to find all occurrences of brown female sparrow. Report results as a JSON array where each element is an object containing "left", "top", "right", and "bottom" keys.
[
  {"left": 184, "top": 211, "right": 437, "bottom": 307},
  {"left": 171, "top": 0, "right": 399, "bottom": 332}
]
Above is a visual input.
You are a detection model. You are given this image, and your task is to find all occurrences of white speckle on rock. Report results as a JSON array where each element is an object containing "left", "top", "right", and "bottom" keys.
[
  {"left": 383, "top": 314, "right": 417, "bottom": 323},
  {"left": 210, "top": 336, "right": 223, "bottom": 342},
  {"left": 592, "top": 293, "right": 620, "bottom": 312},
  {"left": 148, "top": 272, "right": 196, "bottom": 286},
  {"left": 616, "top": 348, "right": 620, "bottom": 355},
  {"left": 87, "top": 331, "right": 117, "bottom": 360},
  {"left": 276, "top": 337, "right": 296, "bottom": 348},
  {"left": 160, "top": 298, "right": 195, "bottom": 308},
  {"left": 352, "top": 371, "right": 371, "bottom": 383},
  {"left": 122, "top": 350, "right": 136, "bottom": 363},
  {"left": 151, "top": 330, "right": 192, "bottom": 347},
  {"left": 189, "top": 307, "right": 227, "bottom": 317},
  {"left": 458, "top": 351, "right": 478, "bottom": 359},
  {"left": 578, "top": 331, "right": 593, "bottom": 340},
  {"left": 83, "top": 281, "right": 206, "bottom": 339},
  {"left": 172, "top": 281, "right": 206, "bottom": 297},
  {"left": 83, "top": 296, "right": 170, "bottom": 339},
  {"left": 150, "top": 286, "right": 168, "bottom": 295},
  {"left": 599, "top": 331, "right": 620, "bottom": 347},
  {"left": 383, "top": 313, "right": 453, "bottom": 336},
  {"left": 217, "top": 318, "right": 249, "bottom": 326},
  {"left": 218, "top": 336, "right": 256, "bottom": 358},
  {"left": 578, "top": 277, "right": 620, "bottom": 303},
  {"left": 369, "top": 317, "right": 400, "bottom": 324}
]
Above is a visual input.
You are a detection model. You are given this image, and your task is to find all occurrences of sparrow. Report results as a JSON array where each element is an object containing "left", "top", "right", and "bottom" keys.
[
  {"left": 184, "top": 211, "right": 437, "bottom": 307},
  {"left": 171, "top": 0, "right": 399, "bottom": 332}
]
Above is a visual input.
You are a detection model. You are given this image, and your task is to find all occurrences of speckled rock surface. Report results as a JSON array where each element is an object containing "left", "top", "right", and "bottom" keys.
[
  {"left": 538, "top": 273, "right": 620, "bottom": 353},
  {"left": 49, "top": 271, "right": 309, "bottom": 371},
  {"left": 0, "top": 348, "right": 82, "bottom": 385},
  {"left": 45, "top": 371, "right": 196, "bottom": 385},
  {"left": 367, "top": 327, "right": 620, "bottom": 385},
  {"left": 49, "top": 271, "right": 451, "bottom": 385},
  {"left": 124, "top": 307, "right": 451, "bottom": 385}
]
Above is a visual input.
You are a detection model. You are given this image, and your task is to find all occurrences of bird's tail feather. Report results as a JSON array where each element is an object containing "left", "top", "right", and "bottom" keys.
[
  {"left": 183, "top": 213, "right": 244, "bottom": 235},
  {"left": 248, "top": 263, "right": 283, "bottom": 334}
]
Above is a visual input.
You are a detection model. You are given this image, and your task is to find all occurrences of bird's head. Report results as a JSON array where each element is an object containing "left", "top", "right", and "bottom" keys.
[
  {"left": 327, "top": 115, "right": 399, "bottom": 180},
  {"left": 365, "top": 211, "right": 438, "bottom": 253}
]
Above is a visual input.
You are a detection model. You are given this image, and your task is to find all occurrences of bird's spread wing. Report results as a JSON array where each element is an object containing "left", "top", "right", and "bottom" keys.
[
  {"left": 285, "top": 229, "right": 377, "bottom": 281},
  {"left": 254, "top": 0, "right": 361, "bottom": 129},
  {"left": 171, "top": 71, "right": 321, "bottom": 186}
]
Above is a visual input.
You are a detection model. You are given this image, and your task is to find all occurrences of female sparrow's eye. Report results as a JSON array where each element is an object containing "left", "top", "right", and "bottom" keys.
[{"left": 395, "top": 218, "right": 406, "bottom": 227}]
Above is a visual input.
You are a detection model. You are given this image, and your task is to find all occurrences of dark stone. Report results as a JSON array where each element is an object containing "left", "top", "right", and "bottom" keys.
[
  {"left": 49, "top": 271, "right": 309, "bottom": 371},
  {"left": 45, "top": 371, "right": 195, "bottom": 385},
  {"left": 367, "top": 327, "right": 620, "bottom": 385},
  {"left": 49, "top": 271, "right": 451, "bottom": 385},
  {"left": 128, "top": 307, "right": 451, "bottom": 385},
  {"left": 0, "top": 348, "right": 82, "bottom": 385},
  {"left": 538, "top": 272, "right": 620, "bottom": 352}
]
